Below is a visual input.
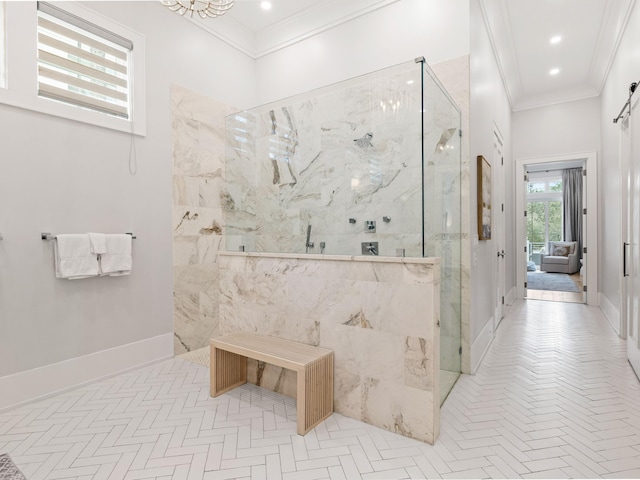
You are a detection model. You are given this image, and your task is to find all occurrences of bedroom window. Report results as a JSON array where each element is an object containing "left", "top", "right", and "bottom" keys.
[{"left": 527, "top": 174, "right": 563, "bottom": 266}]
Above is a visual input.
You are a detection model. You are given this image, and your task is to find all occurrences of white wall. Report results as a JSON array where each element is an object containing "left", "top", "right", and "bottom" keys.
[
  {"left": 599, "top": 0, "right": 640, "bottom": 331},
  {"left": 0, "top": 1, "right": 255, "bottom": 404},
  {"left": 255, "top": 0, "right": 470, "bottom": 104},
  {"left": 512, "top": 98, "right": 601, "bottom": 160},
  {"left": 469, "top": 0, "right": 513, "bottom": 371}
]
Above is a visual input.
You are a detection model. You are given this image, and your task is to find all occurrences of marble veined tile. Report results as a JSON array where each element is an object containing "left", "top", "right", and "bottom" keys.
[
  {"left": 218, "top": 254, "right": 440, "bottom": 443},
  {"left": 246, "top": 359, "right": 297, "bottom": 398},
  {"left": 171, "top": 84, "right": 236, "bottom": 355},
  {"left": 224, "top": 63, "right": 426, "bottom": 258},
  {"left": 362, "top": 377, "right": 435, "bottom": 444},
  {"left": 404, "top": 336, "right": 434, "bottom": 391}
]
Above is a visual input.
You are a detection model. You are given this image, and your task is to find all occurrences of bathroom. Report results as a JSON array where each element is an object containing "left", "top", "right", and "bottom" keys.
[{"left": 0, "top": 0, "right": 488, "bottom": 447}]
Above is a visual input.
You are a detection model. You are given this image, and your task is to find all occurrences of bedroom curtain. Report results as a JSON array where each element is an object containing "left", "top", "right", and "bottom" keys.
[{"left": 562, "top": 168, "right": 583, "bottom": 259}]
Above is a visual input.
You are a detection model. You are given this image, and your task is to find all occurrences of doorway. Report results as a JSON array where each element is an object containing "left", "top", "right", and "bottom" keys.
[
  {"left": 620, "top": 96, "right": 640, "bottom": 377},
  {"left": 515, "top": 153, "right": 598, "bottom": 305},
  {"left": 525, "top": 167, "right": 583, "bottom": 303}
]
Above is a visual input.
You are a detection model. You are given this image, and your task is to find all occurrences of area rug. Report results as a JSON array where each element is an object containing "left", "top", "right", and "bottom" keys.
[
  {"left": 0, "top": 454, "right": 26, "bottom": 480},
  {"left": 527, "top": 271, "right": 579, "bottom": 292}
]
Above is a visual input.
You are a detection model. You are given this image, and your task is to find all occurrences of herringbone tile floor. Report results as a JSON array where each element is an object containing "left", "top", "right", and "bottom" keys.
[{"left": 1, "top": 299, "right": 640, "bottom": 479}]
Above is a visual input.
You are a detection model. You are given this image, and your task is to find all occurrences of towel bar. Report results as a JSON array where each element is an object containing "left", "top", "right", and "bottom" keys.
[{"left": 41, "top": 232, "right": 136, "bottom": 240}]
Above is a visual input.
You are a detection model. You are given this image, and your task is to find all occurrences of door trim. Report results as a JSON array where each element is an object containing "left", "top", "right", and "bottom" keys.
[
  {"left": 515, "top": 152, "right": 598, "bottom": 305},
  {"left": 493, "top": 127, "right": 506, "bottom": 330}
]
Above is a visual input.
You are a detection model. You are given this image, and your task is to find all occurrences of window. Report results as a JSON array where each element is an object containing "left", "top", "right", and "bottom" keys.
[
  {"left": 0, "top": 2, "right": 145, "bottom": 135},
  {"left": 527, "top": 173, "right": 563, "bottom": 266},
  {"left": 37, "top": 2, "right": 131, "bottom": 118}
]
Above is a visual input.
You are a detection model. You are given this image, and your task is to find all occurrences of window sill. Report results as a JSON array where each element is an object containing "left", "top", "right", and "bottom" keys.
[{"left": 0, "top": 88, "right": 146, "bottom": 136}]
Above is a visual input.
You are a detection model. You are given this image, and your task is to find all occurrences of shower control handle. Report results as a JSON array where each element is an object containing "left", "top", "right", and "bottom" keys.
[
  {"left": 497, "top": 250, "right": 505, "bottom": 258},
  {"left": 365, "top": 220, "right": 376, "bottom": 233}
]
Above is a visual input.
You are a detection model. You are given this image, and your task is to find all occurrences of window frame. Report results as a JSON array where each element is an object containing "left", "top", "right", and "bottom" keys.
[
  {"left": 527, "top": 171, "right": 564, "bottom": 258},
  {"left": 0, "top": 1, "right": 146, "bottom": 136}
]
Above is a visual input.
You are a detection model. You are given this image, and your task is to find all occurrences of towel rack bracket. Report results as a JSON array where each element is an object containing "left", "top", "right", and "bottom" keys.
[{"left": 41, "top": 232, "right": 135, "bottom": 241}]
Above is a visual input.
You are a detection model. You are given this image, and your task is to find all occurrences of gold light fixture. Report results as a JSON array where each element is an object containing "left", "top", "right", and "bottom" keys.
[{"left": 163, "top": 0, "right": 235, "bottom": 19}]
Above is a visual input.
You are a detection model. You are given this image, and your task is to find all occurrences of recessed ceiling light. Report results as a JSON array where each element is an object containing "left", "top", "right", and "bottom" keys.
[
  {"left": 407, "top": 80, "right": 415, "bottom": 85},
  {"left": 549, "top": 68, "right": 560, "bottom": 76},
  {"left": 550, "top": 35, "right": 562, "bottom": 44},
  {"left": 261, "top": 1, "right": 272, "bottom": 10}
]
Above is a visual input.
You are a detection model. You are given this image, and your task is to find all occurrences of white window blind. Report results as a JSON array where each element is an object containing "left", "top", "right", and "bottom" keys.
[{"left": 37, "top": 1, "right": 132, "bottom": 119}]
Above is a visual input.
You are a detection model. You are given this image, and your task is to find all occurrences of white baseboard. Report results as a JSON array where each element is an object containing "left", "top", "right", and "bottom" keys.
[
  {"left": 0, "top": 333, "right": 174, "bottom": 412},
  {"left": 505, "top": 287, "right": 516, "bottom": 306},
  {"left": 599, "top": 292, "right": 621, "bottom": 337},
  {"left": 471, "top": 318, "right": 495, "bottom": 374}
]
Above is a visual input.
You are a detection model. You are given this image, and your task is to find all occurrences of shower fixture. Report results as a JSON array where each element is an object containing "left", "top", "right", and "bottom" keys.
[
  {"left": 162, "top": 0, "right": 235, "bottom": 19},
  {"left": 365, "top": 221, "right": 376, "bottom": 233},
  {"left": 305, "top": 224, "right": 314, "bottom": 253},
  {"left": 362, "top": 242, "right": 379, "bottom": 256},
  {"left": 349, "top": 218, "right": 356, "bottom": 224},
  {"left": 320, "top": 242, "right": 326, "bottom": 254},
  {"left": 383, "top": 216, "right": 391, "bottom": 223}
]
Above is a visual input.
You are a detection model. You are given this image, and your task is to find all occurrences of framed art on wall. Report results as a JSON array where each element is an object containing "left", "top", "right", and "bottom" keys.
[{"left": 477, "top": 155, "right": 492, "bottom": 240}]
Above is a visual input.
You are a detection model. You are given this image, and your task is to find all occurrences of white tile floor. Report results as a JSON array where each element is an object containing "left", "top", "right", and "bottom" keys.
[{"left": 1, "top": 299, "right": 640, "bottom": 479}]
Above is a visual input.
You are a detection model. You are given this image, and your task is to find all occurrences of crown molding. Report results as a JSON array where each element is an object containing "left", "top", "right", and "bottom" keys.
[
  {"left": 479, "top": 0, "right": 636, "bottom": 113},
  {"left": 512, "top": 88, "right": 600, "bottom": 112},
  {"left": 588, "top": 0, "right": 636, "bottom": 96},
  {"left": 477, "top": 0, "right": 522, "bottom": 110},
  {"left": 254, "top": 0, "right": 400, "bottom": 58},
  {"left": 160, "top": 0, "right": 401, "bottom": 60}
]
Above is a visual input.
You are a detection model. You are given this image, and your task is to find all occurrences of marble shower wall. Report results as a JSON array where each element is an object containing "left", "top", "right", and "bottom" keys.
[
  {"left": 224, "top": 58, "right": 467, "bottom": 375},
  {"left": 224, "top": 61, "right": 424, "bottom": 257},
  {"left": 171, "top": 84, "right": 236, "bottom": 354},
  {"left": 218, "top": 252, "right": 441, "bottom": 444}
]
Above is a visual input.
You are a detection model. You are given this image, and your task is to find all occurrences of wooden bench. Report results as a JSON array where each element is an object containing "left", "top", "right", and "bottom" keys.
[{"left": 210, "top": 332, "right": 334, "bottom": 435}]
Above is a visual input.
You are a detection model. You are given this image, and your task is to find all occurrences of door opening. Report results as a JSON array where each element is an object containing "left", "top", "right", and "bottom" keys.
[{"left": 515, "top": 153, "right": 598, "bottom": 305}]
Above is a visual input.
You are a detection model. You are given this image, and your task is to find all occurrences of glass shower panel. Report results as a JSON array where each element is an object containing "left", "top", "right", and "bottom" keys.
[
  {"left": 421, "top": 62, "right": 462, "bottom": 404},
  {"left": 224, "top": 59, "right": 463, "bottom": 403},
  {"left": 225, "top": 61, "right": 423, "bottom": 256}
]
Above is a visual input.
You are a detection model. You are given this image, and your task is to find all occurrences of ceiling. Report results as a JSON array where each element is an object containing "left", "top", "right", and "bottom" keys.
[
  {"left": 479, "top": 0, "right": 636, "bottom": 111},
  {"left": 224, "top": 0, "right": 324, "bottom": 32},
  {"left": 182, "top": 0, "right": 400, "bottom": 59},
  {"left": 179, "top": 0, "right": 637, "bottom": 111}
]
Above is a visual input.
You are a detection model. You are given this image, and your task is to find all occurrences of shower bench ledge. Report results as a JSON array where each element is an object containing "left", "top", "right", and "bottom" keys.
[{"left": 210, "top": 332, "right": 334, "bottom": 435}]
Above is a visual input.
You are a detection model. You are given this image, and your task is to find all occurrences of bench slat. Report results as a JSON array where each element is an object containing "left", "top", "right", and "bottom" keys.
[{"left": 211, "top": 332, "right": 332, "bottom": 372}]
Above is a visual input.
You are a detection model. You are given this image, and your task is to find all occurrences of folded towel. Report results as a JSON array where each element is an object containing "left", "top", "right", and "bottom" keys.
[
  {"left": 54, "top": 234, "right": 99, "bottom": 279},
  {"left": 88, "top": 233, "right": 106, "bottom": 255},
  {"left": 100, "top": 234, "right": 132, "bottom": 276}
]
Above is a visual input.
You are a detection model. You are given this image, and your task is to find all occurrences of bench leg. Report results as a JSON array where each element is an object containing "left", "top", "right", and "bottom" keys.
[
  {"left": 210, "top": 344, "right": 247, "bottom": 397},
  {"left": 296, "top": 354, "right": 334, "bottom": 435}
]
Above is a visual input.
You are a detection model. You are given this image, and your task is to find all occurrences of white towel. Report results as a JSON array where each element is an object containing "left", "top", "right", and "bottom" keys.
[
  {"left": 54, "top": 234, "right": 99, "bottom": 279},
  {"left": 100, "top": 234, "right": 132, "bottom": 276},
  {"left": 87, "top": 233, "right": 106, "bottom": 255}
]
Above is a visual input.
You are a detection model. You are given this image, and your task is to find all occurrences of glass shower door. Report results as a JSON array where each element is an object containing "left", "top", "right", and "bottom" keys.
[{"left": 421, "top": 60, "right": 462, "bottom": 404}]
